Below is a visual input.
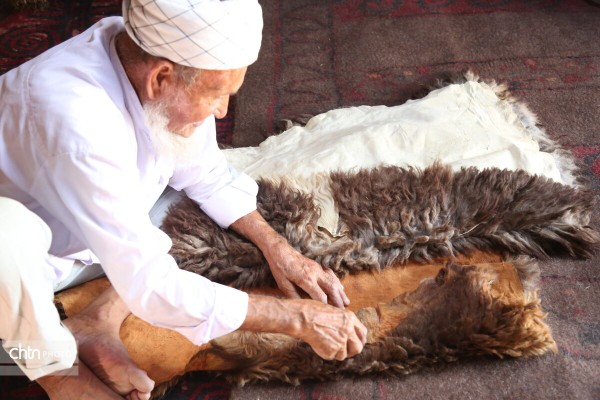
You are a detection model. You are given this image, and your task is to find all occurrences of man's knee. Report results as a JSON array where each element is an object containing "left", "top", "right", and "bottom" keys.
[
  {"left": 0, "top": 197, "right": 52, "bottom": 250},
  {"left": 0, "top": 197, "right": 53, "bottom": 283}
]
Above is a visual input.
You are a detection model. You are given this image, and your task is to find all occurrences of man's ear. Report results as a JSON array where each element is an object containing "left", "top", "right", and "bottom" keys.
[{"left": 146, "top": 60, "right": 175, "bottom": 101}]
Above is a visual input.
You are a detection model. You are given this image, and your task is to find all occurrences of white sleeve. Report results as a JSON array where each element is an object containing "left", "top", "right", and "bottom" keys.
[
  {"left": 22, "top": 88, "right": 249, "bottom": 343},
  {"left": 194, "top": 166, "right": 258, "bottom": 228},
  {"left": 31, "top": 150, "right": 248, "bottom": 344},
  {"left": 169, "top": 117, "right": 258, "bottom": 228}
]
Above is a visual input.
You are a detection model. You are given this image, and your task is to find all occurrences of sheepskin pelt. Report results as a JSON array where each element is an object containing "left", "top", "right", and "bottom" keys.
[
  {"left": 202, "top": 262, "right": 556, "bottom": 385},
  {"left": 161, "top": 163, "right": 599, "bottom": 290},
  {"left": 274, "top": 70, "right": 584, "bottom": 190}
]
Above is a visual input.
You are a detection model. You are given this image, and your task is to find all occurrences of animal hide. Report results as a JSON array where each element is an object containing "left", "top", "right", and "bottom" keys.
[
  {"left": 55, "top": 73, "right": 598, "bottom": 393},
  {"left": 53, "top": 256, "right": 556, "bottom": 393},
  {"left": 203, "top": 261, "right": 556, "bottom": 385},
  {"left": 52, "top": 163, "right": 594, "bottom": 393},
  {"left": 162, "top": 163, "right": 599, "bottom": 290},
  {"left": 221, "top": 71, "right": 583, "bottom": 234},
  {"left": 152, "top": 162, "right": 598, "bottom": 387}
]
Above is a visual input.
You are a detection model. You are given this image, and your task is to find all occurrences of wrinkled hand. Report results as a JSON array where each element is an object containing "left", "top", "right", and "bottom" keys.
[
  {"left": 294, "top": 299, "right": 367, "bottom": 360},
  {"left": 264, "top": 240, "right": 349, "bottom": 309},
  {"left": 229, "top": 210, "right": 349, "bottom": 309},
  {"left": 242, "top": 295, "right": 368, "bottom": 361}
]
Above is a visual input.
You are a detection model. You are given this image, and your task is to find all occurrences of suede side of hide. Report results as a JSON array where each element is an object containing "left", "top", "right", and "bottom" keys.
[{"left": 203, "top": 263, "right": 556, "bottom": 385}]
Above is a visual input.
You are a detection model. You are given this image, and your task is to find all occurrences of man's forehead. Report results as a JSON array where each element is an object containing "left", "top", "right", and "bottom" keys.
[{"left": 199, "top": 68, "right": 246, "bottom": 93}]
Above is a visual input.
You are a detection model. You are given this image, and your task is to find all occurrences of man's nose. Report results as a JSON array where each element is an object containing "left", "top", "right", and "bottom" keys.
[{"left": 214, "top": 96, "right": 230, "bottom": 119}]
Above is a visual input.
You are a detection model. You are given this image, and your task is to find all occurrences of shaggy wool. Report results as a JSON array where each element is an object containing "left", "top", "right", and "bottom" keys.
[
  {"left": 201, "top": 261, "right": 556, "bottom": 386},
  {"left": 161, "top": 164, "right": 599, "bottom": 290}
]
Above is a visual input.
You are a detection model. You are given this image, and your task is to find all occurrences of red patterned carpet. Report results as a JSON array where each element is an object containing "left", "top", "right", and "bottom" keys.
[{"left": 2, "top": 1, "right": 600, "bottom": 400}]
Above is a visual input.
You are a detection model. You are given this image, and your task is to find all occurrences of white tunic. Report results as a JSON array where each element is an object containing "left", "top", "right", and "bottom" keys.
[{"left": 0, "top": 17, "right": 255, "bottom": 345}]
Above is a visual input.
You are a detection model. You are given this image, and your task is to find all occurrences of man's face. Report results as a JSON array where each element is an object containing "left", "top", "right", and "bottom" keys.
[
  {"left": 163, "top": 67, "right": 247, "bottom": 138},
  {"left": 141, "top": 67, "right": 247, "bottom": 163}
]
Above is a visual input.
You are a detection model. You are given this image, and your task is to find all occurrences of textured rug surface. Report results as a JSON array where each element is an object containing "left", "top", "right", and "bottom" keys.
[
  {"left": 1, "top": 1, "right": 600, "bottom": 400},
  {"left": 164, "top": 164, "right": 598, "bottom": 287},
  {"left": 231, "top": 1, "right": 600, "bottom": 400}
]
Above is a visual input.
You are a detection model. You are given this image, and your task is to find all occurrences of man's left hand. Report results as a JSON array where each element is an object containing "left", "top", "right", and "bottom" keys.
[
  {"left": 264, "top": 239, "right": 350, "bottom": 309},
  {"left": 230, "top": 210, "right": 350, "bottom": 309}
]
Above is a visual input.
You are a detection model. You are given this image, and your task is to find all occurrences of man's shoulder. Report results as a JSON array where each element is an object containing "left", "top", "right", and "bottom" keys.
[
  {"left": 22, "top": 17, "right": 132, "bottom": 145},
  {"left": 1, "top": 17, "right": 125, "bottom": 102},
  {"left": 26, "top": 16, "right": 124, "bottom": 91}
]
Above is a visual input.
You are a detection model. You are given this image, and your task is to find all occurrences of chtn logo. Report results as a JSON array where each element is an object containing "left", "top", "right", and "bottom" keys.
[{"left": 8, "top": 344, "right": 42, "bottom": 361}]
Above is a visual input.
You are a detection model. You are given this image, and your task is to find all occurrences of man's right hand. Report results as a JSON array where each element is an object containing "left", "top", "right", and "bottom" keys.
[
  {"left": 240, "top": 294, "right": 367, "bottom": 361},
  {"left": 293, "top": 298, "right": 367, "bottom": 360}
]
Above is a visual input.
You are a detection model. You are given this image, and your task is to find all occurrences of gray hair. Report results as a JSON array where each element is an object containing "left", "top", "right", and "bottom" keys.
[{"left": 116, "top": 31, "right": 202, "bottom": 89}]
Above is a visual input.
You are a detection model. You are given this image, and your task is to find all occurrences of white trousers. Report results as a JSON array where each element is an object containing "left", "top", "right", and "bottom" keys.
[
  {"left": 0, "top": 189, "right": 185, "bottom": 380},
  {"left": 0, "top": 197, "right": 77, "bottom": 380}
]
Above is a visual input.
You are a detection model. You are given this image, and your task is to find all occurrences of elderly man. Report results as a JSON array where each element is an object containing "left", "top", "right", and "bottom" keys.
[{"left": 0, "top": 0, "right": 367, "bottom": 399}]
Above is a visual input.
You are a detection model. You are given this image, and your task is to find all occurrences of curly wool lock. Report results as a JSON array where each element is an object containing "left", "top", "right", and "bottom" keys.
[
  {"left": 202, "top": 262, "right": 556, "bottom": 385},
  {"left": 162, "top": 163, "right": 599, "bottom": 290}
]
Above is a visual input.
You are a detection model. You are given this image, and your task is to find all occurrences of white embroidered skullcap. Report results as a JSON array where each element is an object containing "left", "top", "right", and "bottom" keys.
[{"left": 122, "top": 0, "right": 263, "bottom": 70}]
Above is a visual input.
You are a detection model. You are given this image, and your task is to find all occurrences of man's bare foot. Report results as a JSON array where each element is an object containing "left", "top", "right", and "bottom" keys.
[
  {"left": 37, "top": 362, "right": 123, "bottom": 400},
  {"left": 64, "top": 288, "right": 155, "bottom": 400}
]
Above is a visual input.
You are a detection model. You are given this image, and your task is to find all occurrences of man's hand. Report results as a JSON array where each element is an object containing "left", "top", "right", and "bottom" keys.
[
  {"left": 241, "top": 295, "right": 367, "bottom": 361},
  {"left": 263, "top": 238, "right": 349, "bottom": 309},
  {"left": 293, "top": 298, "right": 366, "bottom": 360},
  {"left": 231, "top": 210, "right": 350, "bottom": 308}
]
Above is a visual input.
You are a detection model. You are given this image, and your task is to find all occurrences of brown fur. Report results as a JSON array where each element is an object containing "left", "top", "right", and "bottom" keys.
[
  {"left": 54, "top": 256, "right": 555, "bottom": 396},
  {"left": 162, "top": 164, "right": 599, "bottom": 290},
  {"left": 204, "top": 262, "right": 556, "bottom": 386},
  {"left": 54, "top": 73, "right": 584, "bottom": 394}
]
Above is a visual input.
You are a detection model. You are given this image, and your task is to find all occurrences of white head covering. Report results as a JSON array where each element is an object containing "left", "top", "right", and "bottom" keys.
[{"left": 122, "top": 0, "right": 263, "bottom": 70}]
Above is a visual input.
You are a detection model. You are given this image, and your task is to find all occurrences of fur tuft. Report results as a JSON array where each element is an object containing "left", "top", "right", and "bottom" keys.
[
  {"left": 162, "top": 164, "right": 599, "bottom": 289},
  {"left": 205, "top": 263, "right": 556, "bottom": 385}
]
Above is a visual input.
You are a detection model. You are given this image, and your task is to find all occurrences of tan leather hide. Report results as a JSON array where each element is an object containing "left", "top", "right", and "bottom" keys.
[{"left": 54, "top": 251, "right": 537, "bottom": 389}]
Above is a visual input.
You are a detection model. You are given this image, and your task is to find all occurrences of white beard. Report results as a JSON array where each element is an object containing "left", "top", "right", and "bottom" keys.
[{"left": 142, "top": 100, "right": 205, "bottom": 166}]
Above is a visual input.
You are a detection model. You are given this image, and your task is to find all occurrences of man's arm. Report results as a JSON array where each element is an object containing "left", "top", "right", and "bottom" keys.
[
  {"left": 241, "top": 294, "right": 367, "bottom": 361},
  {"left": 230, "top": 210, "right": 350, "bottom": 309}
]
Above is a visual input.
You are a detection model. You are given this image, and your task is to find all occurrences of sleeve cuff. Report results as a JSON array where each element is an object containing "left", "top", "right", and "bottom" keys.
[
  {"left": 194, "top": 283, "right": 249, "bottom": 344},
  {"left": 200, "top": 170, "right": 258, "bottom": 228}
]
